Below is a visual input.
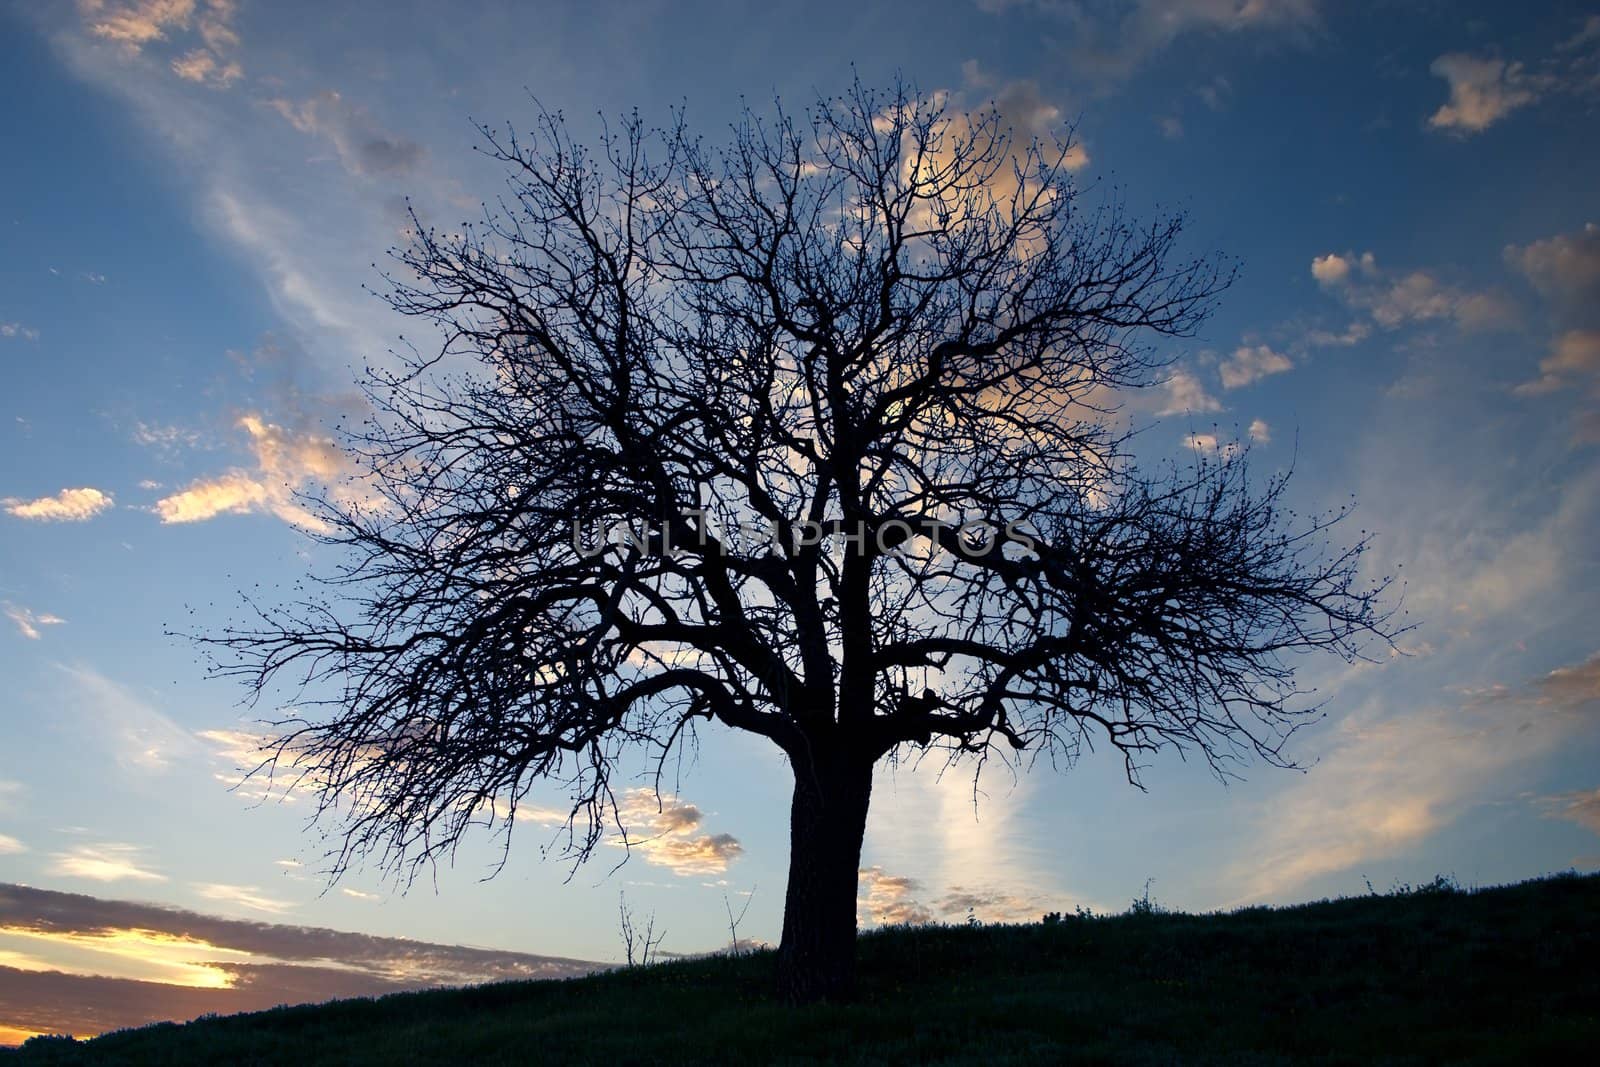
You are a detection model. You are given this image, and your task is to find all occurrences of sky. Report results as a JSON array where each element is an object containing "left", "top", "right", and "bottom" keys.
[{"left": 3, "top": 0, "right": 1600, "bottom": 1044}]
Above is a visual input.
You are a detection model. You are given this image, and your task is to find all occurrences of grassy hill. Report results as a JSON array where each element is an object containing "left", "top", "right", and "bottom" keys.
[{"left": 6, "top": 872, "right": 1597, "bottom": 1065}]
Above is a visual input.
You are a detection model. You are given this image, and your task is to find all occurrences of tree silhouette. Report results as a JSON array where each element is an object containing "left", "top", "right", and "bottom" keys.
[{"left": 208, "top": 81, "right": 1396, "bottom": 1002}]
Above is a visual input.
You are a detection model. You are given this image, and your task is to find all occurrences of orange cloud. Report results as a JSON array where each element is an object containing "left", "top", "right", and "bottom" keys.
[
  {"left": 0, "top": 883, "right": 602, "bottom": 1041},
  {"left": 155, "top": 415, "right": 354, "bottom": 528},
  {"left": 610, "top": 790, "right": 744, "bottom": 876}
]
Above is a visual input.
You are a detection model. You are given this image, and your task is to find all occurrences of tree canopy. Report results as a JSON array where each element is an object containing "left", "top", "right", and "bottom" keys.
[{"left": 208, "top": 80, "right": 1397, "bottom": 1001}]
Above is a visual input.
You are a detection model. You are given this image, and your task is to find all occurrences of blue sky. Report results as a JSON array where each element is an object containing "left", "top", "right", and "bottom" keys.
[{"left": 2, "top": 0, "right": 1599, "bottom": 1042}]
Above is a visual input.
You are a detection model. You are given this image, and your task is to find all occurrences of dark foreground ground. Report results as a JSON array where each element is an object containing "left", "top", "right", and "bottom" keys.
[{"left": 5, "top": 872, "right": 1597, "bottom": 1065}]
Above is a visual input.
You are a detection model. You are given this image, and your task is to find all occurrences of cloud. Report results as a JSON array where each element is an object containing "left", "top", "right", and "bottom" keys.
[
  {"left": 170, "top": 47, "right": 241, "bottom": 88},
  {"left": 1426, "top": 25, "right": 1600, "bottom": 136},
  {"left": 609, "top": 790, "right": 744, "bottom": 876},
  {"left": 132, "top": 421, "right": 203, "bottom": 454},
  {"left": 1310, "top": 251, "right": 1366, "bottom": 287},
  {"left": 1427, "top": 54, "right": 1541, "bottom": 134},
  {"left": 1303, "top": 320, "right": 1371, "bottom": 348},
  {"left": 49, "top": 843, "right": 167, "bottom": 884},
  {"left": 0, "top": 322, "right": 40, "bottom": 342},
  {"left": 2, "top": 604, "right": 65, "bottom": 641},
  {"left": 0, "top": 882, "right": 602, "bottom": 1039},
  {"left": 1528, "top": 649, "right": 1600, "bottom": 706},
  {"left": 1514, "top": 330, "right": 1600, "bottom": 396},
  {"left": 339, "top": 888, "right": 381, "bottom": 903},
  {"left": 1539, "top": 787, "right": 1600, "bottom": 835},
  {"left": 980, "top": 0, "right": 1320, "bottom": 90},
  {"left": 268, "top": 92, "right": 426, "bottom": 178},
  {"left": 78, "top": 0, "right": 197, "bottom": 48},
  {"left": 856, "top": 866, "right": 1052, "bottom": 926},
  {"left": 56, "top": 663, "right": 203, "bottom": 774},
  {"left": 1561, "top": 15, "right": 1600, "bottom": 53},
  {"left": 0, "top": 836, "right": 25, "bottom": 857},
  {"left": 1182, "top": 431, "right": 1245, "bottom": 459},
  {"left": 1505, "top": 222, "right": 1600, "bottom": 315},
  {"left": 1, "top": 487, "right": 114, "bottom": 522},
  {"left": 78, "top": 0, "right": 242, "bottom": 87},
  {"left": 857, "top": 866, "right": 934, "bottom": 926},
  {"left": 962, "top": 70, "right": 1091, "bottom": 172},
  {"left": 1233, "top": 648, "right": 1600, "bottom": 902},
  {"left": 1155, "top": 367, "right": 1222, "bottom": 416},
  {"left": 1310, "top": 251, "right": 1515, "bottom": 332},
  {"left": 902, "top": 66, "right": 1090, "bottom": 237},
  {"left": 1248, "top": 418, "right": 1271, "bottom": 443},
  {"left": 196, "top": 728, "right": 270, "bottom": 782},
  {"left": 1219, "top": 344, "right": 1292, "bottom": 389},
  {"left": 192, "top": 883, "right": 293, "bottom": 916},
  {"left": 154, "top": 415, "right": 353, "bottom": 528}
]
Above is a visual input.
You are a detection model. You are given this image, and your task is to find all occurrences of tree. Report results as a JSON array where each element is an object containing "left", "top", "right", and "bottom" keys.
[{"left": 208, "top": 80, "right": 1396, "bottom": 1003}]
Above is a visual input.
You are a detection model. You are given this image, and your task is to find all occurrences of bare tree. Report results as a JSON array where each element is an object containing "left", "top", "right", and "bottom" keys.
[
  {"left": 618, "top": 891, "right": 665, "bottom": 968},
  {"left": 724, "top": 886, "right": 756, "bottom": 957},
  {"left": 206, "top": 80, "right": 1397, "bottom": 1002}
]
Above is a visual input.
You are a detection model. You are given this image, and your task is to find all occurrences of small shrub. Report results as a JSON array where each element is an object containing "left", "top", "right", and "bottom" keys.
[{"left": 1128, "top": 878, "right": 1165, "bottom": 917}]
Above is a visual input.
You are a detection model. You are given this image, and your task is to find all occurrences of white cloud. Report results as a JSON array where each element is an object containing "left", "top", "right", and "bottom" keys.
[
  {"left": 1427, "top": 53, "right": 1541, "bottom": 134},
  {"left": 78, "top": 0, "right": 242, "bottom": 86},
  {"left": 1219, "top": 344, "right": 1292, "bottom": 389},
  {"left": 609, "top": 789, "right": 744, "bottom": 876},
  {"left": 1303, "top": 320, "right": 1371, "bottom": 348},
  {"left": 1514, "top": 329, "right": 1600, "bottom": 396},
  {"left": 1427, "top": 25, "right": 1600, "bottom": 137},
  {"left": 1311, "top": 251, "right": 1372, "bottom": 287},
  {"left": 1310, "top": 251, "right": 1515, "bottom": 331},
  {"left": 57, "top": 663, "right": 200, "bottom": 773},
  {"left": 1183, "top": 431, "right": 1243, "bottom": 459},
  {"left": 1232, "top": 649, "right": 1600, "bottom": 903},
  {"left": 1248, "top": 418, "right": 1271, "bottom": 443},
  {"left": 0, "top": 833, "right": 26, "bottom": 856},
  {"left": 78, "top": 0, "right": 197, "bottom": 48},
  {"left": 170, "top": 47, "right": 241, "bottom": 87},
  {"left": 193, "top": 882, "right": 295, "bottom": 915},
  {"left": 1155, "top": 367, "right": 1222, "bottom": 416},
  {"left": 50, "top": 842, "right": 167, "bottom": 883},
  {"left": 340, "top": 887, "right": 382, "bottom": 902},
  {"left": 1, "top": 322, "right": 40, "bottom": 341},
  {"left": 2, "top": 487, "right": 114, "bottom": 522},
  {"left": 1505, "top": 222, "right": 1600, "bottom": 311},
  {"left": 3, "top": 603, "right": 66, "bottom": 641}
]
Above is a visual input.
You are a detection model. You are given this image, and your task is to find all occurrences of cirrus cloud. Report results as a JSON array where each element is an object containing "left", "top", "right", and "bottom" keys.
[
  {"left": 49, "top": 843, "right": 167, "bottom": 884},
  {"left": 2, "top": 604, "right": 65, "bottom": 641}
]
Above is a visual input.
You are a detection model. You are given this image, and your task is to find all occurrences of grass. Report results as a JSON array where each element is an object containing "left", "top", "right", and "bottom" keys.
[{"left": 7, "top": 871, "right": 1597, "bottom": 1065}]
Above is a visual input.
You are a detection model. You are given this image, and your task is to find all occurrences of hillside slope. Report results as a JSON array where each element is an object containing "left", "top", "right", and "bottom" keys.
[{"left": 6, "top": 873, "right": 1597, "bottom": 1065}]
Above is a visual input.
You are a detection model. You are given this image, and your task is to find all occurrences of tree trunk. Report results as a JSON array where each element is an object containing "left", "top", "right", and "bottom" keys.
[{"left": 775, "top": 745, "right": 874, "bottom": 1003}]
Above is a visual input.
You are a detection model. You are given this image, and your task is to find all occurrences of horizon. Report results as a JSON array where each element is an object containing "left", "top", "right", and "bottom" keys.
[{"left": 3, "top": 0, "right": 1599, "bottom": 1044}]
